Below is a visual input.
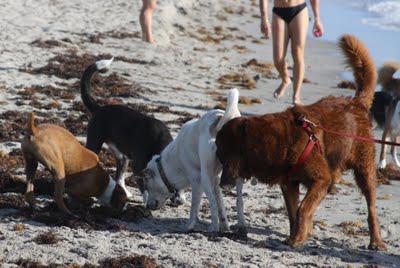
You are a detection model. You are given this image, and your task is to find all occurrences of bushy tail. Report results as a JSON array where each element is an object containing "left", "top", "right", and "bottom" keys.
[
  {"left": 339, "top": 35, "right": 376, "bottom": 109},
  {"left": 216, "top": 88, "right": 240, "bottom": 131},
  {"left": 27, "top": 112, "right": 37, "bottom": 136},
  {"left": 80, "top": 58, "right": 114, "bottom": 113}
]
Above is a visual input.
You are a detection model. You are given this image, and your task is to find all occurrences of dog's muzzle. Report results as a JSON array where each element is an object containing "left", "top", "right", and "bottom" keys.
[{"left": 146, "top": 200, "right": 159, "bottom": 210}]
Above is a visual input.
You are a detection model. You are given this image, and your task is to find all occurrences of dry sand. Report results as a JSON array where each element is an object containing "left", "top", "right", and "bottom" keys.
[{"left": 0, "top": 0, "right": 399, "bottom": 267}]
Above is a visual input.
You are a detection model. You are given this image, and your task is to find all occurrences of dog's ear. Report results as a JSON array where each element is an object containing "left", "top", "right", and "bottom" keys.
[{"left": 136, "top": 168, "right": 155, "bottom": 193}]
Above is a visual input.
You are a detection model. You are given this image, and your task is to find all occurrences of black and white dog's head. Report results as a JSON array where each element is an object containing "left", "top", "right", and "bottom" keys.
[{"left": 370, "top": 91, "right": 400, "bottom": 129}]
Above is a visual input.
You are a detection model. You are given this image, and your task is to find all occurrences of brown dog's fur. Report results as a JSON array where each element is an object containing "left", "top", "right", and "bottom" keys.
[
  {"left": 21, "top": 113, "right": 127, "bottom": 214},
  {"left": 378, "top": 62, "right": 400, "bottom": 94},
  {"left": 216, "top": 35, "right": 386, "bottom": 250}
]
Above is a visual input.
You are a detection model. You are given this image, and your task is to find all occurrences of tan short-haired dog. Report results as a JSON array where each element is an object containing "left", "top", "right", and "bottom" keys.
[{"left": 21, "top": 113, "right": 128, "bottom": 214}]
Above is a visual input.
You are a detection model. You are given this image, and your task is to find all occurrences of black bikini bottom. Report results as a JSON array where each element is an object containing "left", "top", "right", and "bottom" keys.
[{"left": 272, "top": 2, "right": 307, "bottom": 24}]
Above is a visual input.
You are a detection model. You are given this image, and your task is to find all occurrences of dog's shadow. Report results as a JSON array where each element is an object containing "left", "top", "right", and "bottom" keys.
[{"left": 261, "top": 236, "right": 400, "bottom": 266}]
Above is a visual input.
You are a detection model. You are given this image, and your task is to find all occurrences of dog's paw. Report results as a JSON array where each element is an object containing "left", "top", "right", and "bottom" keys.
[
  {"left": 24, "top": 192, "right": 36, "bottom": 206},
  {"left": 169, "top": 192, "right": 186, "bottom": 207},
  {"left": 219, "top": 221, "right": 230, "bottom": 233},
  {"left": 208, "top": 224, "right": 220, "bottom": 233},
  {"left": 285, "top": 236, "right": 306, "bottom": 248},
  {"left": 378, "top": 159, "right": 387, "bottom": 169},
  {"left": 368, "top": 241, "right": 387, "bottom": 251},
  {"left": 395, "top": 160, "right": 400, "bottom": 168},
  {"left": 230, "top": 224, "right": 248, "bottom": 234},
  {"left": 186, "top": 218, "right": 198, "bottom": 232}
]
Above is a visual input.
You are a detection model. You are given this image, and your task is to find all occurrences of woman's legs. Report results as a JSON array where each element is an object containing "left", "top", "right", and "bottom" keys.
[
  {"left": 272, "top": 13, "right": 291, "bottom": 99},
  {"left": 140, "top": 0, "right": 157, "bottom": 43},
  {"left": 288, "top": 7, "right": 309, "bottom": 104}
]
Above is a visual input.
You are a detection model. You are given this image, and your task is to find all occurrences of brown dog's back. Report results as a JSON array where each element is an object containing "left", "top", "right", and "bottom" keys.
[{"left": 22, "top": 113, "right": 99, "bottom": 175}]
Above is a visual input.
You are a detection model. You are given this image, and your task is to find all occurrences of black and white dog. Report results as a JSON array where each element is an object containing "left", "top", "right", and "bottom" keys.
[
  {"left": 371, "top": 91, "right": 400, "bottom": 168},
  {"left": 371, "top": 63, "right": 400, "bottom": 168},
  {"left": 80, "top": 59, "right": 182, "bottom": 202}
]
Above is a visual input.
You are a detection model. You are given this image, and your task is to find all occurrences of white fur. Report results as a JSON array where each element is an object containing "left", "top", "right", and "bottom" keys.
[
  {"left": 107, "top": 142, "right": 133, "bottom": 198},
  {"left": 382, "top": 102, "right": 400, "bottom": 168},
  {"left": 143, "top": 88, "right": 241, "bottom": 232},
  {"left": 378, "top": 159, "right": 387, "bottom": 169},
  {"left": 98, "top": 176, "right": 116, "bottom": 205},
  {"left": 393, "top": 70, "right": 400, "bottom": 79},
  {"left": 96, "top": 57, "right": 114, "bottom": 70},
  {"left": 118, "top": 176, "right": 133, "bottom": 199}
]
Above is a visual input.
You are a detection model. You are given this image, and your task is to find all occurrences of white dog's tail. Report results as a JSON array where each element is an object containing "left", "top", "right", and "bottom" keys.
[{"left": 216, "top": 88, "right": 240, "bottom": 131}]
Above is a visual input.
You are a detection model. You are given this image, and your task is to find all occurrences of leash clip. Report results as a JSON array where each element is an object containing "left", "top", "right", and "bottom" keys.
[{"left": 309, "top": 133, "right": 318, "bottom": 141}]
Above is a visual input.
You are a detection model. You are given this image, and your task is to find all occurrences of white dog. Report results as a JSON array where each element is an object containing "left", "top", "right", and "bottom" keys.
[{"left": 140, "top": 88, "right": 242, "bottom": 232}]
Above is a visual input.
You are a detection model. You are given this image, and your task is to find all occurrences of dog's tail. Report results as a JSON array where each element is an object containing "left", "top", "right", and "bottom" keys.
[
  {"left": 378, "top": 62, "right": 400, "bottom": 90},
  {"left": 216, "top": 88, "right": 241, "bottom": 131},
  {"left": 80, "top": 58, "right": 114, "bottom": 113},
  {"left": 339, "top": 34, "right": 376, "bottom": 109},
  {"left": 27, "top": 112, "right": 37, "bottom": 136}
]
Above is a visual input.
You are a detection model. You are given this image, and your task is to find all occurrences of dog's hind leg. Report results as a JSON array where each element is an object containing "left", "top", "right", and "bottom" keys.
[
  {"left": 201, "top": 172, "right": 220, "bottom": 233},
  {"left": 353, "top": 157, "right": 386, "bottom": 250},
  {"left": 214, "top": 180, "right": 229, "bottom": 232},
  {"left": 23, "top": 152, "right": 38, "bottom": 207},
  {"left": 186, "top": 181, "right": 203, "bottom": 231},
  {"left": 85, "top": 123, "right": 104, "bottom": 154},
  {"left": 280, "top": 181, "right": 300, "bottom": 239},
  {"left": 52, "top": 164, "right": 71, "bottom": 215},
  {"left": 390, "top": 136, "right": 400, "bottom": 167}
]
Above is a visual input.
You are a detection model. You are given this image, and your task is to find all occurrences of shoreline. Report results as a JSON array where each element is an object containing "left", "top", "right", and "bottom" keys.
[{"left": 0, "top": 0, "right": 399, "bottom": 267}]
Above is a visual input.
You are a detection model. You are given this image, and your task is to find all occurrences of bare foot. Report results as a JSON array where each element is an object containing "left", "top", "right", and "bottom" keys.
[
  {"left": 293, "top": 94, "right": 302, "bottom": 105},
  {"left": 273, "top": 78, "right": 291, "bottom": 99}
]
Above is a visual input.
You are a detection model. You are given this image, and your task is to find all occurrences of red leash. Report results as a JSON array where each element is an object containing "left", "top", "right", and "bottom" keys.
[
  {"left": 301, "top": 116, "right": 400, "bottom": 147},
  {"left": 286, "top": 115, "right": 400, "bottom": 180}
]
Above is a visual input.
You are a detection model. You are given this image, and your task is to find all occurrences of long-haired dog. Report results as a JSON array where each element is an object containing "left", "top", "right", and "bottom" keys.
[
  {"left": 139, "top": 89, "right": 241, "bottom": 232},
  {"left": 370, "top": 62, "right": 400, "bottom": 168},
  {"left": 215, "top": 35, "right": 386, "bottom": 250}
]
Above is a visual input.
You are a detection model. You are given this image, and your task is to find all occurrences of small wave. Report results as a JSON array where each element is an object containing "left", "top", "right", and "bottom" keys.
[{"left": 357, "top": 0, "right": 400, "bottom": 30}]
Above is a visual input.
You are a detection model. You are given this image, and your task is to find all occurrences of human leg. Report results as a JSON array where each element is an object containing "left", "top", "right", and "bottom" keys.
[
  {"left": 288, "top": 7, "right": 309, "bottom": 104},
  {"left": 140, "top": 0, "right": 157, "bottom": 43},
  {"left": 272, "top": 13, "right": 291, "bottom": 99}
]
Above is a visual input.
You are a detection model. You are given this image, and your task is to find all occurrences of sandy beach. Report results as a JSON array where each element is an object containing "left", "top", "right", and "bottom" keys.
[{"left": 0, "top": 0, "right": 400, "bottom": 267}]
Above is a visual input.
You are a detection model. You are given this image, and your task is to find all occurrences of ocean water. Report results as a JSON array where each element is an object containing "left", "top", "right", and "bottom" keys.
[
  {"left": 352, "top": 0, "right": 400, "bottom": 31},
  {"left": 318, "top": 0, "right": 400, "bottom": 65}
]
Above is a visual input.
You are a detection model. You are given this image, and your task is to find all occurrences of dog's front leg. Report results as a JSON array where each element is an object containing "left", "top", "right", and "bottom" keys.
[
  {"left": 186, "top": 182, "right": 203, "bottom": 231},
  {"left": 280, "top": 181, "right": 300, "bottom": 239},
  {"left": 214, "top": 182, "right": 229, "bottom": 232},
  {"left": 200, "top": 169, "right": 220, "bottom": 232},
  {"left": 288, "top": 170, "right": 329, "bottom": 248},
  {"left": 390, "top": 136, "right": 400, "bottom": 167},
  {"left": 24, "top": 154, "right": 38, "bottom": 207},
  {"left": 116, "top": 156, "right": 129, "bottom": 181}
]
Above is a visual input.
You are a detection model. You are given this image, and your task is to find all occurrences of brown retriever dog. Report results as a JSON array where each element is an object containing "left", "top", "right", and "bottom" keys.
[{"left": 215, "top": 35, "right": 386, "bottom": 250}]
